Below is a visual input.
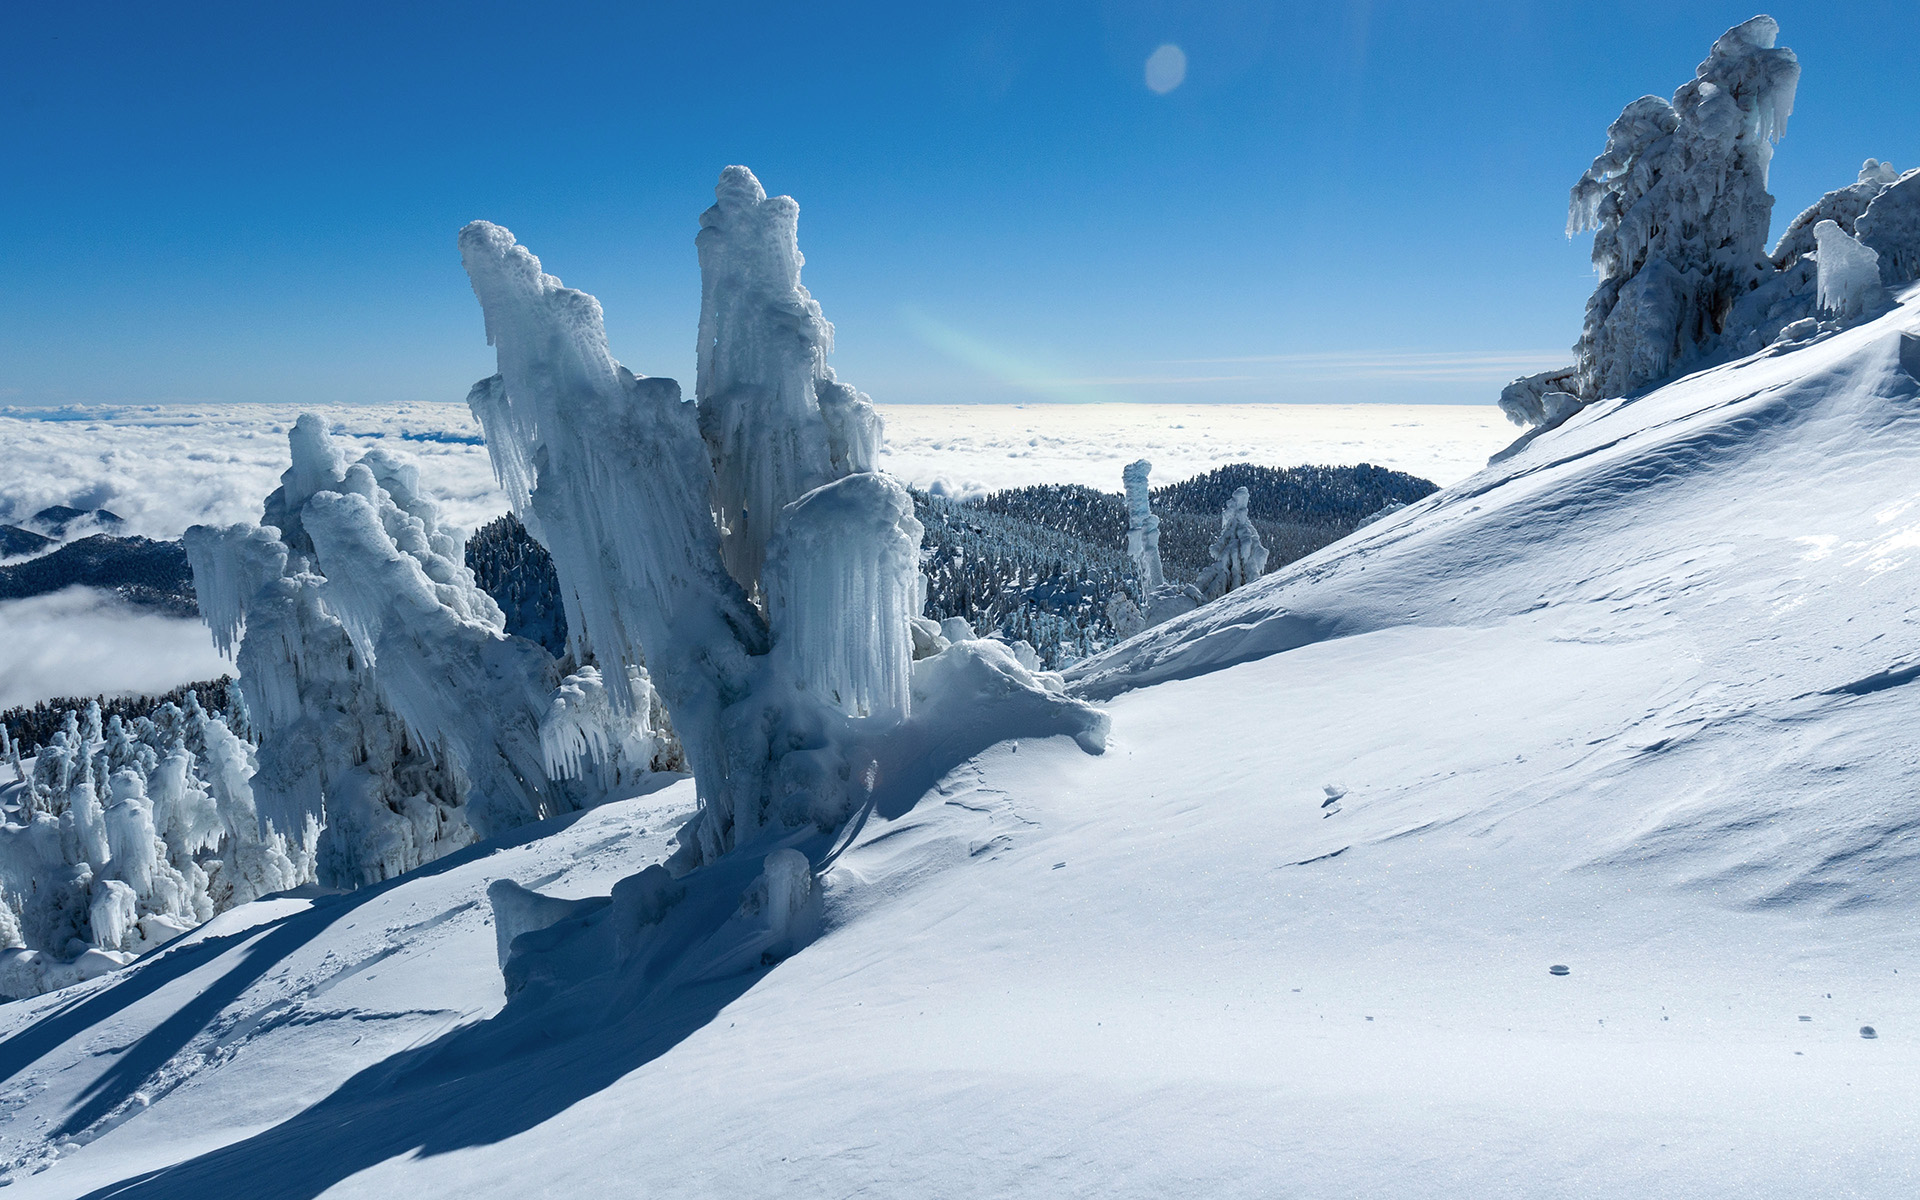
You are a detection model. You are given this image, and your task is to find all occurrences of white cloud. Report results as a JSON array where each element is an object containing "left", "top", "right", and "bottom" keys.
[
  {"left": 0, "top": 587, "right": 233, "bottom": 709},
  {"left": 0, "top": 403, "right": 507, "bottom": 540}
]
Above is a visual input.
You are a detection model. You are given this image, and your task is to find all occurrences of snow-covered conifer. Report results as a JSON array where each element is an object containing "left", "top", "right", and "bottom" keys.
[{"left": 1196, "top": 487, "right": 1270, "bottom": 601}]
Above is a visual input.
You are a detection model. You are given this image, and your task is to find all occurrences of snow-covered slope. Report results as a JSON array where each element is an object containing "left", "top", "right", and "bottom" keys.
[{"left": 2, "top": 296, "right": 1918, "bottom": 1197}]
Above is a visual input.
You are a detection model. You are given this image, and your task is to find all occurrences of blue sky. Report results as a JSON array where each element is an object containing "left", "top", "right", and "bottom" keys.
[{"left": 2, "top": 1, "right": 1915, "bottom": 408}]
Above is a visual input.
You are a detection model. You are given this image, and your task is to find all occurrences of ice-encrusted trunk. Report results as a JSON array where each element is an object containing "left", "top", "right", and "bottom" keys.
[
  {"left": 1197, "top": 486, "right": 1270, "bottom": 601},
  {"left": 464, "top": 217, "right": 936, "bottom": 860},
  {"left": 461, "top": 221, "right": 771, "bottom": 857},
  {"left": 1121, "top": 459, "right": 1201, "bottom": 628},
  {"left": 463, "top": 172, "right": 916, "bottom": 862},
  {"left": 695, "top": 165, "right": 883, "bottom": 598},
  {"left": 1122, "top": 460, "right": 1165, "bottom": 591}
]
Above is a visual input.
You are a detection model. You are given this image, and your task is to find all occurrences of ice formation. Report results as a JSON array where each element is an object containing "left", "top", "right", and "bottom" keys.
[
  {"left": 1196, "top": 487, "right": 1270, "bottom": 601},
  {"left": 695, "top": 166, "right": 883, "bottom": 597},
  {"left": 1565, "top": 16, "right": 1799, "bottom": 403},
  {"left": 1502, "top": 19, "right": 1920, "bottom": 432},
  {"left": 461, "top": 219, "right": 773, "bottom": 859},
  {"left": 764, "top": 473, "right": 924, "bottom": 720},
  {"left": 0, "top": 690, "right": 313, "bottom": 997},
  {"left": 1120, "top": 460, "right": 1201, "bottom": 627},
  {"left": 462, "top": 167, "right": 1108, "bottom": 995},
  {"left": 185, "top": 416, "right": 639, "bottom": 889},
  {"left": 1812, "top": 220, "right": 1888, "bottom": 321},
  {"left": 1123, "top": 460, "right": 1165, "bottom": 591}
]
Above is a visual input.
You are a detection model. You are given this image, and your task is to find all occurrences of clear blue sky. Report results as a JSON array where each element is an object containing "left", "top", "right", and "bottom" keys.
[{"left": 2, "top": 1, "right": 1915, "bottom": 408}]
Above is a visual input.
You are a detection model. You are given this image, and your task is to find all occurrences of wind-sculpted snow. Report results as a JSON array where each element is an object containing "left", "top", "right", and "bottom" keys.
[{"left": 1071, "top": 288, "right": 1920, "bottom": 922}]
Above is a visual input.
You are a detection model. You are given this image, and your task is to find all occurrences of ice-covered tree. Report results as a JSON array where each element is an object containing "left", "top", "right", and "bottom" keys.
[
  {"left": 1123, "top": 460, "right": 1165, "bottom": 590},
  {"left": 1196, "top": 486, "right": 1270, "bottom": 601},
  {"left": 0, "top": 688, "right": 314, "bottom": 998},
  {"left": 1501, "top": 19, "right": 1920, "bottom": 435},
  {"left": 1120, "top": 459, "right": 1200, "bottom": 627},
  {"left": 459, "top": 165, "right": 1107, "bottom": 898},
  {"left": 1502, "top": 17, "right": 1800, "bottom": 426},
  {"left": 1567, "top": 16, "right": 1799, "bottom": 401},
  {"left": 186, "top": 416, "right": 654, "bottom": 887}
]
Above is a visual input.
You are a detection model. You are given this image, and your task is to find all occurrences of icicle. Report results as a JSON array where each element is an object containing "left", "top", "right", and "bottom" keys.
[{"left": 764, "top": 473, "right": 923, "bottom": 720}]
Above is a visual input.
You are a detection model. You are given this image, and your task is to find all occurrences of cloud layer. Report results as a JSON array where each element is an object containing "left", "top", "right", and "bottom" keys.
[{"left": 0, "top": 587, "right": 233, "bottom": 709}]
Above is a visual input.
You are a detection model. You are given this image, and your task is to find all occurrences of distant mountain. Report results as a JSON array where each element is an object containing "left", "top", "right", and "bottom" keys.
[
  {"left": 0, "top": 534, "right": 197, "bottom": 615},
  {"left": 24, "top": 505, "right": 124, "bottom": 538},
  {"left": 0, "top": 526, "right": 53, "bottom": 558}
]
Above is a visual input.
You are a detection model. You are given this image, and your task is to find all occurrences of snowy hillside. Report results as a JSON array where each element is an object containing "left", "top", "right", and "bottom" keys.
[{"left": 0, "top": 283, "right": 1913, "bottom": 1198}]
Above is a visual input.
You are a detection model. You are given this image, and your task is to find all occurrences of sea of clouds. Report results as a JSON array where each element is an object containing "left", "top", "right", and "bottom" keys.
[{"left": 0, "top": 402, "right": 1513, "bottom": 542}]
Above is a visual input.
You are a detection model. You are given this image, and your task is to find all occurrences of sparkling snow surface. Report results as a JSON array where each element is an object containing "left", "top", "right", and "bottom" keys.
[
  {"left": 3, "top": 296, "right": 1919, "bottom": 1196},
  {"left": 0, "top": 402, "right": 1509, "bottom": 542}
]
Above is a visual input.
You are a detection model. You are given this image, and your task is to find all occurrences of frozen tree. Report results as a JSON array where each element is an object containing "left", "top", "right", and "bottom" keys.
[
  {"left": 1123, "top": 460, "right": 1165, "bottom": 590},
  {"left": 1503, "top": 17, "right": 1801, "bottom": 428},
  {"left": 1566, "top": 16, "right": 1799, "bottom": 401},
  {"left": 462, "top": 219, "right": 772, "bottom": 860},
  {"left": 185, "top": 415, "right": 629, "bottom": 888},
  {"left": 1120, "top": 460, "right": 1201, "bottom": 626},
  {"left": 1196, "top": 487, "right": 1270, "bottom": 601},
  {"left": 695, "top": 166, "right": 883, "bottom": 597},
  {"left": 0, "top": 688, "right": 313, "bottom": 998},
  {"left": 1105, "top": 594, "right": 1146, "bottom": 641},
  {"left": 1812, "top": 220, "right": 1888, "bottom": 322},
  {"left": 460, "top": 166, "right": 1106, "bottom": 889}
]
